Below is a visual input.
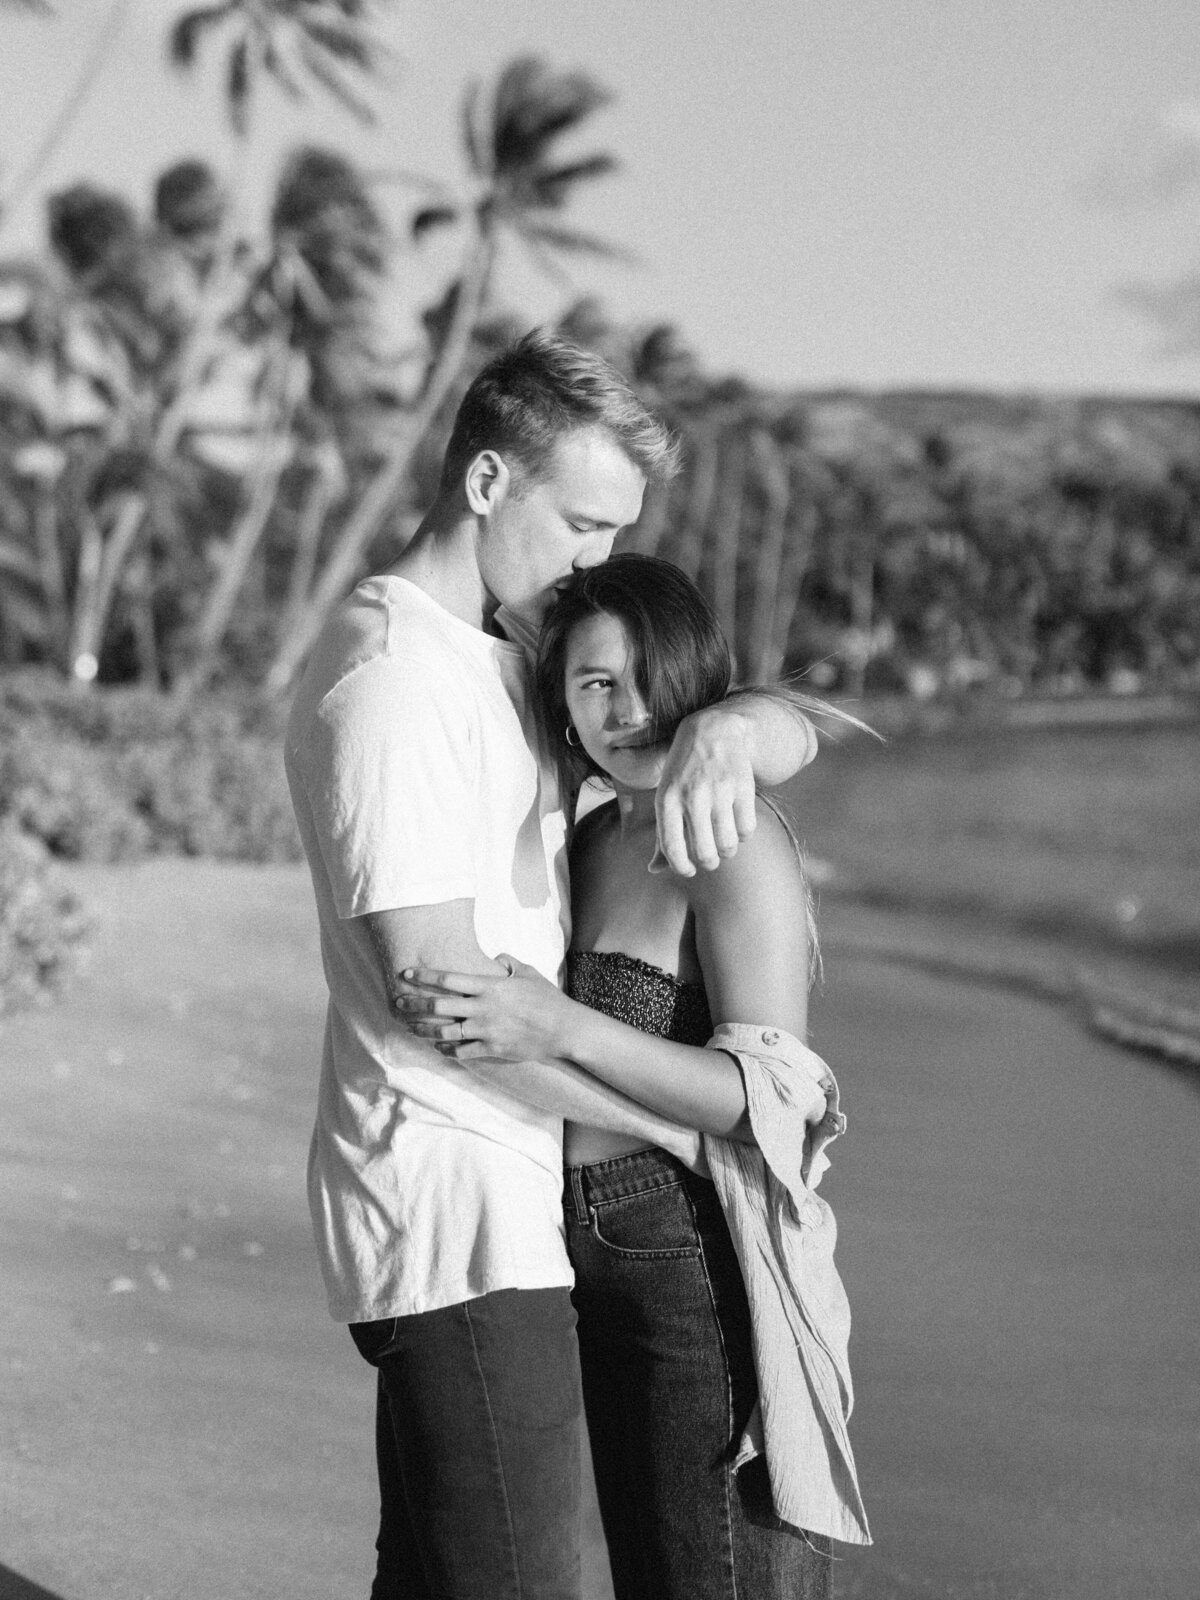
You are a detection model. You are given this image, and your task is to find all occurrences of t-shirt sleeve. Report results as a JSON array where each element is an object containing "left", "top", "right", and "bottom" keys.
[{"left": 296, "top": 653, "right": 478, "bottom": 918}]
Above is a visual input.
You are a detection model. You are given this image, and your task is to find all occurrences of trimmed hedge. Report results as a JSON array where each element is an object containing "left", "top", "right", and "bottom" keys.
[
  {"left": 0, "top": 820, "right": 90, "bottom": 1014},
  {"left": 0, "top": 672, "right": 302, "bottom": 864}
]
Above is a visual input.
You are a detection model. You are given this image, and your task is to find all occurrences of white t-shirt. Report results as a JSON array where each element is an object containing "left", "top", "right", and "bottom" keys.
[{"left": 285, "top": 575, "right": 572, "bottom": 1321}]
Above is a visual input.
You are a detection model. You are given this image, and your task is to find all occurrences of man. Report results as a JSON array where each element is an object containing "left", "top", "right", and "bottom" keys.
[{"left": 285, "top": 331, "right": 817, "bottom": 1599}]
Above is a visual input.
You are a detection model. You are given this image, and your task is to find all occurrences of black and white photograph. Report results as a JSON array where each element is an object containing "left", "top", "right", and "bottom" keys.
[{"left": 1, "top": 3, "right": 1197, "bottom": 1597}]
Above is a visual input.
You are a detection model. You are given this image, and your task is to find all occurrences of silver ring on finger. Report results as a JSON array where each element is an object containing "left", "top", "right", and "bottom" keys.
[{"left": 456, "top": 1020, "right": 466, "bottom": 1042}]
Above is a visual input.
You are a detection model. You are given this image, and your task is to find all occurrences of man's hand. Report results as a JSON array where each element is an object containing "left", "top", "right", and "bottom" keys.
[{"left": 653, "top": 703, "right": 758, "bottom": 876}]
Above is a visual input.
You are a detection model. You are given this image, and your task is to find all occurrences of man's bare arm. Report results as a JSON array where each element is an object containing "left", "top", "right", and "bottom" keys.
[
  {"left": 652, "top": 688, "right": 818, "bottom": 876},
  {"left": 726, "top": 686, "right": 820, "bottom": 786},
  {"left": 364, "top": 901, "right": 506, "bottom": 1008},
  {"left": 366, "top": 901, "right": 700, "bottom": 1145}
]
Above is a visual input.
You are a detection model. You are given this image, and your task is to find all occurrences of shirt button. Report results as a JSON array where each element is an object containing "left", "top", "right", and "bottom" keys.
[{"left": 761, "top": 1029, "right": 780, "bottom": 1046}]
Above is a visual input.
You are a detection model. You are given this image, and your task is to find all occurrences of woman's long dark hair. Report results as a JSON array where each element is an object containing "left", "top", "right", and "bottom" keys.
[
  {"left": 535, "top": 553, "right": 731, "bottom": 785},
  {"left": 536, "top": 551, "right": 876, "bottom": 980}
]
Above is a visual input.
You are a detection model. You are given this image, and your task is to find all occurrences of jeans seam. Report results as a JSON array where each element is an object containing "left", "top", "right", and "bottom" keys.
[
  {"left": 688, "top": 1186, "right": 740, "bottom": 1600},
  {"left": 461, "top": 1297, "right": 522, "bottom": 1599}
]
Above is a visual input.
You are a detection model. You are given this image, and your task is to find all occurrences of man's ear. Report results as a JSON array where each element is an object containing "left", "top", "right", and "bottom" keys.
[{"left": 464, "top": 449, "right": 510, "bottom": 516}]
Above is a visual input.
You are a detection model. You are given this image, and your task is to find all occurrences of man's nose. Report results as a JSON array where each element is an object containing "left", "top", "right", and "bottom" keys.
[{"left": 573, "top": 531, "right": 616, "bottom": 570}]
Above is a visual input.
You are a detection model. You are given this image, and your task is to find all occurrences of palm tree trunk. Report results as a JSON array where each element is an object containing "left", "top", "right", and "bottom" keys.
[
  {"left": 744, "top": 430, "right": 790, "bottom": 682},
  {"left": 32, "top": 484, "right": 68, "bottom": 668},
  {"left": 63, "top": 176, "right": 250, "bottom": 686},
  {"left": 845, "top": 507, "right": 878, "bottom": 700},
  {"left": 124, "top": 553, "right": 161, "bottom": 685},
  {"left": 171, "top": 347, "right": 301, "bottom": 703},
  {"left": 768, "top": 497, "right": 818, "bottom": 681},
  {"left": 66, "top": 507, "right": 104, "bottom": 680},
  {"left": 626, "top": 477, "right": 672, "bottom": 556},
  {"left": 709, "top": 428, "right": 747, "bottom": 674},
  {"left": 276, "top": 447, "right": 340, "bottom": 644},
  {"left": 674, "top": 423, "right": 720, "bottom": 580},
  {"left": 0, "top": 0, "right": 131, "bottom": 232},
  {"left": 172, "top": 433, "right": 293, "bottom": 703},
  {"left": 264, "top": 227, "right": 496, "bottom": 698},
  {"left": 68, "top": 490, "right": 145, "bottom": 677}
]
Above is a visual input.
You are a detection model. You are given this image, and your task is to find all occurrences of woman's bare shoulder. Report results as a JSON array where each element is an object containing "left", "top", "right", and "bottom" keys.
[
  {"left": 683, "top": 794, "right": 804, "bottom": 909},
  {"left": 570, "top": 795, "right": 619, "bottom": 863}
]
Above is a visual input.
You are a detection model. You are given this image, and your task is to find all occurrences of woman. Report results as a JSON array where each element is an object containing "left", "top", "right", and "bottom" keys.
[{"left": 399, "top": 554, "right": 870, "bottom": 1597}]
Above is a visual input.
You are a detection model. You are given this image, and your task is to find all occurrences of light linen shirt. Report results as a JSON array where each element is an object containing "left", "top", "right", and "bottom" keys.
[{"left": 702, "top": 1022, "right": 872, "bottom": 1547}]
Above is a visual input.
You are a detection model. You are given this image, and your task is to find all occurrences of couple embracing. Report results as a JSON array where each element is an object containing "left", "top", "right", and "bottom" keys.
[{"left": 285, "top": 331, "right": 871, "bottom": 1600}]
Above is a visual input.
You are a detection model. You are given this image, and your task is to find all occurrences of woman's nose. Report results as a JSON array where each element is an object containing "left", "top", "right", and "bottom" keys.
[{"left": 612, "top": 684, "right": 649, "bottom": 726}]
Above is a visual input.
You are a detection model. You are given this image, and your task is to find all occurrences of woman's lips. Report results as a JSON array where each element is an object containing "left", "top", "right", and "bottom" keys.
[{"left": 608, "top": 733, "right": 663, "bottom": 751}]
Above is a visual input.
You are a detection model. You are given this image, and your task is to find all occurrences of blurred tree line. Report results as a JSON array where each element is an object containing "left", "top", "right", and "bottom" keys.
[{"left": 1, "top": 0, "right": 1199, "bottom": 706}]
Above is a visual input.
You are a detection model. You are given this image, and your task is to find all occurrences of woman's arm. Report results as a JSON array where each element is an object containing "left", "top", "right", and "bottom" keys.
[{"left": 396, "top": 804, "right": 811, "bottom": 1141}]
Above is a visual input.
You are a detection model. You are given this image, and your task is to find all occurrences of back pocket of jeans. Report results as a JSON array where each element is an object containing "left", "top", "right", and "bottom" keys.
[{"left": 590, "top": 1182, "right": 702, "bottom": 1259}]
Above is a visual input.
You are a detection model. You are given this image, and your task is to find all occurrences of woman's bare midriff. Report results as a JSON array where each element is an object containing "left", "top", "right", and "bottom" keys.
[{"left": 564, "top": 1123, "right": 655, "bottom": 1165}]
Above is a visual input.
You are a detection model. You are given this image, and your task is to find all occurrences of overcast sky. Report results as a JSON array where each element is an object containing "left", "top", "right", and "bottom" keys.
[{"left": 4, "top": 0, "right": 1200, "bottom": 396}]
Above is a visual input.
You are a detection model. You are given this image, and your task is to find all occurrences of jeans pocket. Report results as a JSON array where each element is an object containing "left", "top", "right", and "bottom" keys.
[
  {"left": 348, "top": 1316, "right": 400, "bottom": 1367},
  {"left": 590, "top": 1181, "right": 703, "bottom": 1259}
]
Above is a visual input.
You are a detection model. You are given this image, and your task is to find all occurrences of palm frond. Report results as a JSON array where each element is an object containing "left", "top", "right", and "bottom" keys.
[
  {"left": 411, "top": 204, "right": 459, "bottom": 242},
  {"left": 489, "top": 56, "right": 543, "bottom": 142},
  {"left": 519, "top": 221, "right": 640, "bottom": 266},
  {"left": 461, "top": 78, "right": 490, "bottom": 180},
  {"left": 227, "top": 33, "right": 252, "bottom": 136},
  {"left": 261, "top": 35, "right": 306, "bottom": 101},
  {"left": 516, "top": 230, "right": 573, "bottom": 290},
  {"left": 299, "top": 15, "right": 377, "bottom": 71},
  {"left": 166, "top": 1, "right": 236, "bottom": 69},
  {"left": 362, "top": 165, "right": 452, "bottom": 198},
  {"left": 492, "top": 59, "right": 613, "bottom": 173},
  {"left": 529, "top": 153, "right": 618, "bottom": 208},
  {"left": 296, "top": 34, "right": 377, "bottom": 124}
]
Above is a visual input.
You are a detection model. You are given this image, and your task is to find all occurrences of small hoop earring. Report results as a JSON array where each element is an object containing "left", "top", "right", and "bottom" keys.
[{"left": 564, "top": 723, "right": 580, "bottom": 748}]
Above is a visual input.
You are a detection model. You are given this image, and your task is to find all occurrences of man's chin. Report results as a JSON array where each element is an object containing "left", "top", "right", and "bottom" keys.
[{"left": 511, "top": 594, "right": 555, "bottom": 629}]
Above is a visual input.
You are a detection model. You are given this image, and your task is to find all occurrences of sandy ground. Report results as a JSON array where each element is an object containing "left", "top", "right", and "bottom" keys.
[{"left": 1, "top": 862, "right": 1198, "bottom": 1599}]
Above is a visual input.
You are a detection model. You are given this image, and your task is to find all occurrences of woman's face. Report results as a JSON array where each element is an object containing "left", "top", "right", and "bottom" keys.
[{"left": 563, "top": 611, "right": 668, "bottom": 791}]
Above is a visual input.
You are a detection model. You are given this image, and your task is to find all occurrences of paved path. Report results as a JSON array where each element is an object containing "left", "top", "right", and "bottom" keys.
[{"left": 1, "top": 864, "right": 1197, "bottom": 1598}]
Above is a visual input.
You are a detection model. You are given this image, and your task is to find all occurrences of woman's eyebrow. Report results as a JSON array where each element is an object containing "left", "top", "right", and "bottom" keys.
[{"left": 569, "top": 662, "right": 614, "bottom": 676}]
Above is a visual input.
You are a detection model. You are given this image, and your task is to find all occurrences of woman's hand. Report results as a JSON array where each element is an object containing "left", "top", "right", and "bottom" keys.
[{"left": 394, "top": 955, "right": 573, "bottom": 1063}]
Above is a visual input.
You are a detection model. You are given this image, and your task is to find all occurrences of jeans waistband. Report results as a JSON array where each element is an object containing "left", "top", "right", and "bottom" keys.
[{"left": 564, "top": 1146, "right": 697, "bottom": 1224}]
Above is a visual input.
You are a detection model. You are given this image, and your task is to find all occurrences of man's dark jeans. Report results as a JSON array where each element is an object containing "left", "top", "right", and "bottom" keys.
[
  {"left": 566, "top": 1147, "right": 833, "bottom": 1600},
  {"left": 350, "top": 1286, "right": 583, "bottom": 1600}
]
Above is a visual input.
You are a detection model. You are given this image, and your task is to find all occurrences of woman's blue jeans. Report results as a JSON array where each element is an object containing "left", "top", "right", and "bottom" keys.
[
  {"left": 349, "top": 1286, "right": 583, "bottom": 1599},
  {"left": 565, "top": 1147, "right": 833, "bottom": 1600}
]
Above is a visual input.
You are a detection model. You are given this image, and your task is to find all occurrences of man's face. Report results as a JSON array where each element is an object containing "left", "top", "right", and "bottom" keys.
[{"left": 476, "top": 426, "right": 647, "bottom": 626}]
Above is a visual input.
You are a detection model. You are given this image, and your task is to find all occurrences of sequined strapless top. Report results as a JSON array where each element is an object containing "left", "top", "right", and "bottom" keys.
[{"left": 565, "top": 949, "right": 713, "bottom": 1046}]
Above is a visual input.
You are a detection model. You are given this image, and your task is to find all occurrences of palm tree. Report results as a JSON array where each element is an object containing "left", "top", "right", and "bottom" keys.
[
  {"left": 167, "top": 0, "right": 386, "bottom": 135},
  {"left": 265, "top": 53, "right": 626, "bottom": 695},
  {"left": 171, "top": 144, "right": 387, "bottom": 698},
  {"left": 156, "top": 2, "right": 389, "bottom": 604}
]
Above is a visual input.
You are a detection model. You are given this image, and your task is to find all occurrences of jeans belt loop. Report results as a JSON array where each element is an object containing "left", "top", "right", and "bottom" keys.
[{"left": 568, "top": 1165, "right": 590, "bottom": 1226}]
